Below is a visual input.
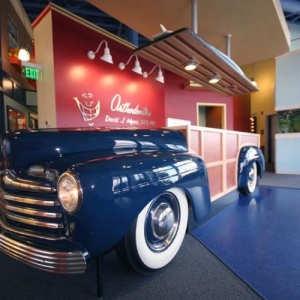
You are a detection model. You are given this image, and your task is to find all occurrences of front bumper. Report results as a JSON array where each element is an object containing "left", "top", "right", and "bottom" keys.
[{"left": 0, "top": 233, "right": 89, "bottom": 274}]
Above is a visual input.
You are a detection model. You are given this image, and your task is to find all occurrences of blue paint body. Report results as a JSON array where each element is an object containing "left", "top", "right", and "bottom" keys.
[
  {"left": 0, "top": 128, "right": 211, "bottom": 259},
  {"left": 0, "top": 128, "right": 265, "bottom": 272}
]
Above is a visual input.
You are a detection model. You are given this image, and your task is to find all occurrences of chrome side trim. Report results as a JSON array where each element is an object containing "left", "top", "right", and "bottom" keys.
[{"left": 0, "top": 234, "right": 87, "bottom": 274}]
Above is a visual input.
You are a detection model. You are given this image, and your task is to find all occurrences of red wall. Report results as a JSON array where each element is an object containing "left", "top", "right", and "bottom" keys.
[
  {"left": 164, "top": 71, "right": 234, "bottom": 130},
  {"left": 40, "top": 8, "right": 249, "bottom": 131},
  {"left": 51, "top": 11, "right": 165, "bottom": 128},
  {"left": 233, "top": 94, "right": 251, "bottom": 132}
]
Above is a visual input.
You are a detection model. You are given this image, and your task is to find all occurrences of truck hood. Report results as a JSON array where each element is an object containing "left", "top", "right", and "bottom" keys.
[{"left": 1, "top": 128, "right": 188, "bottom": 171}]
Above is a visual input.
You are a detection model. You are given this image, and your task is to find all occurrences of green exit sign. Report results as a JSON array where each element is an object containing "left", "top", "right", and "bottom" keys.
[
  {"left": 21, "top": 62, "right": 43, "bottom": 81},
  {"left": 22, "top": 66, "right": 42, "bottom": 80}
]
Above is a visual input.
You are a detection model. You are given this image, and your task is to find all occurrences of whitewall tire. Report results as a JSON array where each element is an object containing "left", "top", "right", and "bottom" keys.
[
  {"left": 240, "top": 162, "right": 258, "bottom": 195},
  {"left": 116, "top": 187, "right": 188, "bottom": 274}
]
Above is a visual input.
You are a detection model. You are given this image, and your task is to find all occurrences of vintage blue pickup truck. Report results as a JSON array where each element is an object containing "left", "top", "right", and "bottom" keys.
[{"left": 0, "top": 128, "right": 264, "bottom": 282}]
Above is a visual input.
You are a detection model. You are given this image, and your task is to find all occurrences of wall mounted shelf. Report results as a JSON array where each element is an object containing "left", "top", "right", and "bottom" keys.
[{"left": 135, "top": 28, "right": 259, "bottom": 96}]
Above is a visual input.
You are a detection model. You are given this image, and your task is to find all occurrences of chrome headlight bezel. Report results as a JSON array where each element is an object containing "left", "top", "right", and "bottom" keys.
[{"left": 57, "top": 171, "right": 82, "bottom": 213}]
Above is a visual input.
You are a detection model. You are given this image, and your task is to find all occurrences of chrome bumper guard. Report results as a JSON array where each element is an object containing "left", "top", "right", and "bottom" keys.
[{"left": 0, "top": 233, "right": 88, "bottom": 274}]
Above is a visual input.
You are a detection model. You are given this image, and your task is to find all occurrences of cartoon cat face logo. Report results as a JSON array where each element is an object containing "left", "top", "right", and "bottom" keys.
[{"left": 73, "top": 93, "right": 100, "bottom": 126}]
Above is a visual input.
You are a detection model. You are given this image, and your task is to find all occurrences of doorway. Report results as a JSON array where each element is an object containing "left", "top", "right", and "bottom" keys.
[
  {"left": 197, "top": 104, "right": 226, "bottom": 129},
  {"left": 266, "top": 114, "right": 277, "bottom": 171}
]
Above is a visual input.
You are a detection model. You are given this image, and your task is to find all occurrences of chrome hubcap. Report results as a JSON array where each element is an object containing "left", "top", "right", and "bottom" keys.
[
  {"left": 145, "top": 193, "right": 180, "bottom": 252},
  {"left": 249, "top": 168, "right": 255, "bottom": 187},
  {"left": 152, "top": 203, "right": 175, "bottom": 238}
]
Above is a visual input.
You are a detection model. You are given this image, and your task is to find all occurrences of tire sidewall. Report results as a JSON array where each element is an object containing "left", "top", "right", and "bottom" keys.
[
  {"left": 134, "top": 187, "right": 188, "bottom": 270},
  {"left": 247, "top": 162, "right": 258, "bottom": 194}
]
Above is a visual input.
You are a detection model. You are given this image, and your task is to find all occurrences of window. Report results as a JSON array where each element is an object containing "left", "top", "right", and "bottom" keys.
[
  {"left": 7, "top": 106, "right": 26, "bottom": 131},
  {"left": 278, "top": 109, "right": 300, "bottom": 133},
  {"left": 3, "top": 75, "right": 14, "bottom": 97},
  {"left": 8, "top": 15, "right": 18, "bottom": 50}
]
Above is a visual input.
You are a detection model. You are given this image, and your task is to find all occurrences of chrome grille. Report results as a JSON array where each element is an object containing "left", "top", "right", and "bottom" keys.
[{"left": 0, "top": 171, "right": 65, "bottom": 239}]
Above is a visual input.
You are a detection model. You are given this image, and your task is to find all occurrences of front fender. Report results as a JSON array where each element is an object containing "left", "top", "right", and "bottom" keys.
[
  {"left": 63, "top": 151, "right": 210, "bottom": 257},
  {"left": 237, "top": 146, "right": 265, "bottom": 189}
]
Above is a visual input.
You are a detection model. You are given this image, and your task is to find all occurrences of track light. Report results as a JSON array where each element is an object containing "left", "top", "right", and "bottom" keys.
[
  {"left": 209, "top": 74, "right": 221, "bottom": 84},
  {"left": 87, "top": 40, "right": 113, "bottom": 64},
  {"left": 143, "top": 65, "right": 164, "bottom": 83},
  {"left": 183, "top": 60, "right": 198, "bottom": 71},
  {"left": 251, "top": 77, "right": 258, "bottom": 87},
  {"left": 18, "top": 48, "right": 30, "bottom": 62},
  {"left": 118, "top": 54, "right": 143, "bottom": 75}
]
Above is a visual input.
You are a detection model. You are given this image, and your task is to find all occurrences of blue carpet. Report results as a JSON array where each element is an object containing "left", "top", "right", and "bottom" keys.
[{"left": 192, "top": 186, "right": 300, "bottom": 300}]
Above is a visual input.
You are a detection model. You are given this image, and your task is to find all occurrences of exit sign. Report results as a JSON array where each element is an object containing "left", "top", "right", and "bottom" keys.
[{"left": 21, "top": 62, "right": 43, "bottom": 80}]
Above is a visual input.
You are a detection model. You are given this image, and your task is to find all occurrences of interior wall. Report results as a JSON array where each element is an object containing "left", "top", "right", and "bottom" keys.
[
  {"left": 206, "top": 106, "right": 222, "bottom": 129},
  {"left": 233, "top": 93, "right": 251, "bottom": 133},
  {"left": 34, "top": 9, "right": 56, "bottom": 128},
  {"left": 1, "top": 0, "right": 35, "bottom": 90},
  {"left": 275, "top": 48, "right": 300, "bottom": 174},
  {"left": 275, "top": 49, "right": 300, "bottom": 110},
  {"left": 34, "top": 6, "right": 165, "bottom": 129},
  {"left": 164, "top": 71, "right": 234, "bottom": 130},
  {"left": 32, "top": 5, "right": 257, "bottom": 134},
  {"left": 241, "top": 59, "right": 276, "bottom": 147}
]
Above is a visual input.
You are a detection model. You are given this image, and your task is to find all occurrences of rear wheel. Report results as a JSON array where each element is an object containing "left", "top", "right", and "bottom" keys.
[
  {"left": 240, "top": 162, "right": 258, "bottom": 195},
  {"left": 116, "top": 188, "right": 188, "bottom": 274}
]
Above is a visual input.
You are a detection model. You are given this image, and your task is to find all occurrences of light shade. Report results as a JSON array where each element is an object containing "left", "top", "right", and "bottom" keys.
[
  {"left": 132, "top": 58, "right": 142, "bottom": 74},
  {"left": 209, "top": 74, "right": 221, "bottom": 84},
  {"left": 142, "top": 65, "right": 164, "bottom": 83},
  {"left": 100, "top": 47, "right": 113, "bottom": 64},
  {"left": 118, "top": 54, "right": 143, "bottom": 75},
  {"left": 155, "top": 69, "right": 164, "bottom": 83},
  {"left": 18, "top": 48, "right": 30, "bottom": 62},
  {"left": 87, "top": 40, "right": 113, "bottom": 64},
  {"left": 184, "top": 60, "right": 198, "bottom": 71}
]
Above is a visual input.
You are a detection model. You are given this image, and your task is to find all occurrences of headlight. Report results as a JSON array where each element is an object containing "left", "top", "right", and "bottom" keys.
[{"left": 58, "top": 172, "right": 82, "bottom": 213}]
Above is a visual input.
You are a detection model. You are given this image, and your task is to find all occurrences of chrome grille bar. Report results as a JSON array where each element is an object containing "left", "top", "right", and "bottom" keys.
[
  {"left": 5, "top": 205, "right": 62, "bottom": 218},
  {"left": 3, "top": 171, "right": 56, "bottom": 193},
  {"left": 4, "top": 194, "right": 59, "bottom": 206},
  {"left": 4, "top": 212, "right": 63, "bottom": 229},
  {"left": 0, "top": 169, "right": 65, "bottom": 237},
  {"left": 0, "top": 234, "right": 87, "bottom": 274},
  {"left": 0, "top": 218, "right": 65, "bottom": 241}
]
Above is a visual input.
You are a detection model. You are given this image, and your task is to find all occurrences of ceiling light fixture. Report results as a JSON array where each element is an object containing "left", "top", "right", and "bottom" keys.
[
  {"left": 87, "top": 40, "right": 113, "bottom": 64},
  {"left": 119, "top": 54, "right": 143, "bottom": 75},
  {"left": 18, "top": 7, "right": 31, "bottom": 62},
  {"left": 18, "top": 48, "right": 30, "bottom": 62},
  {"left": 209, "top": 74, "right": 221, "bottom": 84},
  {"left": 183, "top": 60, "right": 198, "bottom": 71},
  {"left": 143, "top": 65, "right": 164, "bottom": 83}
]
